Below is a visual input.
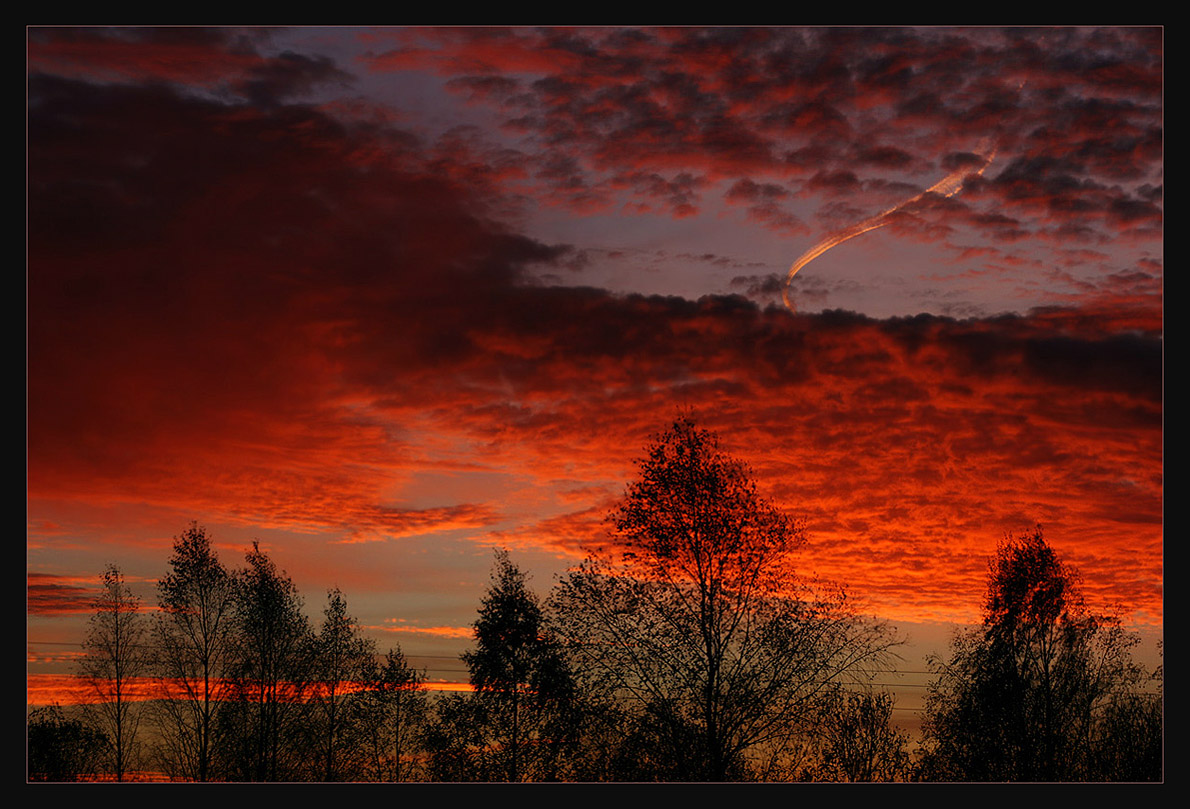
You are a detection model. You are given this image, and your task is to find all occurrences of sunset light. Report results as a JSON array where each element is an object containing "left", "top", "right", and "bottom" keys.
[{"left": 27, "top": 26, "right": 1161, "bottom": 782}]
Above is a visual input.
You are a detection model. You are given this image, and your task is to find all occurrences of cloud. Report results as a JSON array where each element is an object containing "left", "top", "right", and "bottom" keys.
[
  {"left": 27, "top": 574, "right": 95, "bottom": 615},
  {"left": 27, "top": 27, "right": 352, "bottom": 105},
  {"left": 354, "top": 26, "right": 1160, "bottom": 301},
  {"left": 27, "top": 33, "right": 1162, "bottom": 629},
  {"left": 376, "top": 622, "right": 473, "bottom": 639},
  {"left": 28, "top": 74, "right": 573, "bottom": 536}
]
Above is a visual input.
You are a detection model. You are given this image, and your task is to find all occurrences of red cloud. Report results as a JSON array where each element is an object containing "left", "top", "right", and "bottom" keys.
[
  {"left": 27, "top": 574, "right": 95, "bottom": 615},
  {"left": 28, "top": 35, "right": 1161, "bottom": 635}
]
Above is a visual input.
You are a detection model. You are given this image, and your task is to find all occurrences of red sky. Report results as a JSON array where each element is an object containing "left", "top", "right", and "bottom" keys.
[{"left": 27, "top": 27, "right": 1162, "bottom": 699}]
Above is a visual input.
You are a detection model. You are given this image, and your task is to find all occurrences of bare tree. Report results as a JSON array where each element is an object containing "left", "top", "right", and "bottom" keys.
[
  {"left": 1090, "top": 668, "right": 1162, "bottom": 781},
  {"left": 423, "top": 692, "right": 491, "bottom": 781},
  {"left": 77, "top": 564, "right": 150, "bottom": 781},
  {"left": 152, "top": 522, "right": 238, "bottom": 781},
  {"left": 549, "top": 417, "right": 899, "bottom": 780}
]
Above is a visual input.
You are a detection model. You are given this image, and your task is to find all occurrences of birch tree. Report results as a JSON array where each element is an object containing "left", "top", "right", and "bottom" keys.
[
  {"left": 152, "top": 523, "right": 237, "bottom": 781},
  {"left": 77, "top": 564, "right": 150, "bottom": 781},
  {"left": 550, "top": 417, "right": 898, "bottom": 780},
  {"left": 921, "top": 528, "right": 1153, "bottom": 781}
]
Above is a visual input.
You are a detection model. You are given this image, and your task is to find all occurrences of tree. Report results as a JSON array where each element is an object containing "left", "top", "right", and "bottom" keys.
[
  {"left": 152, "top": 522, "right": 238, "bottom": 781},
  {"left": 222, "top": 542, "right": 312, "bottom": 781},
  {"left": 460, "top": 550, "right": 576, "bottom": 782},
  {"left": 800, "top": 689, "right": 910, "bottom": 782},
  {"left": 357, "top": 647, "right": 428, "bottom": 782},
  {"left": 549, "top": 417, "right": 899, "bottom": 781},
  {"left": 920, "top": 528, "right": 1154, "bottom": 781},
  {"left": 1089, "top": 666, "right": 1162, "bottom": 781},
  {"left": 309, "top": 587, "right": 376, "bottom": 781},
  {"left": 76, "top": 564, "right": 150, "bottom": 781},
  {"left": 27, "top": 705, "right": 105, "bottom": 781},
  {"left": 1087, "top": 634, "right": 1163, "bottom": 783},
  {"left": 1092, "top": 638, "right": 1162, "bottom": 780},
  {"left": 423, "top": 692, "right": 492, "bottom": 781}
]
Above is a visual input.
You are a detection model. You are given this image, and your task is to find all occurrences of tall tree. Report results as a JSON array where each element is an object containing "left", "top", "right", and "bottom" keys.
[
  {"left": 461, "top": 551, "right": 576, "bottom": 782},
  {"left": 152, "top": 522, "right": 238, "bottom": 781},
  {"left": 920, "top": 528, "right": 1154, "bottom": 781},
  {"left": 550, "top": 416, "right": 898, "bottom": 781},
  {"left": 358, "top": 647, "right": 428, "bottom": 782},
  {"left": 310, "top": 587, "right": 376, "bottom": 781},
  {"left": 76, "top": 564, "right": 149, "bottom": 781},
  {"left": 223, "top": 542, "right": 312, "bottom": 781}
]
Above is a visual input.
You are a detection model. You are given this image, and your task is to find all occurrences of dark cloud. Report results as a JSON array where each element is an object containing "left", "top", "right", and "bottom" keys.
[
  {"left": 27, "top": 73, "right": 576, "bottom": 518},
  {"left": 354, "top": 26, "right": 1161, "bottom": 270},
  {"left": 444, "top": 74, "right": 521, "bottom": 101},
  {"left": 725, "top": 179, "right": 788, "bottom": 202},
  {"left": 805, "top": 170, "right": 863, "bottom": 195},
  {"left": 237, "top": 50, "right": 354, "bottom": 106},
  {"left": 28, "top": 27, "right": 351, "bottom": 106},
  {"left": 27, "top": 574, "right": 93, "bottom": 615},
  {"left": 855, "top": 145, "right": 915, "bottom": 170},
  {"left": 28, "top": 25, "right": 256, "bottom": 54},
  {"left": 27, "top": 28, "right": 1162, "bottom": 623},
  {"left": 609, "top": 170, "right": 707, "bottom": 217}
]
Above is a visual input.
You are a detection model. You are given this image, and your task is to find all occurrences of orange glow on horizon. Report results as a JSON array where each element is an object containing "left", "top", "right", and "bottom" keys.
[
  {"left": 27, "top": 673, "right": 475, "bottom": 708},
  {"left": 27, "top": 27, "right": 1162, "bottom": 715}
]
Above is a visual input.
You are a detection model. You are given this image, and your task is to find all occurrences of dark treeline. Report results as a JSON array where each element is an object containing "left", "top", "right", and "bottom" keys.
[{"left": 28, "top": 418, "right": 1162, "bottom": 782}]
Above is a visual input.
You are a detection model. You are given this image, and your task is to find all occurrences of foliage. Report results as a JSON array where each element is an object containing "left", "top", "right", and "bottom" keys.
[
  {"left": 423, "top": 693, "right": 492, "bottom": 781},
  {"left": 799, "top": 689, "right": 910, "bottom": 782},
  {"left": 28, "top": 705, "right": 106, "bottom": 781},
  {"left": 920, "top": 528, "right": 1156, "bottom": 781},
  {"left": 220, "top": 542, "right": 312, "bottom": 781},
  {"left": 76, "top": 564, "right": 149, "bottom": 781},
  {"left": 458, "top": 550, "right": 577, "bottom": 781},
  {"left": 1088, "top": 644, "right": 1163, "bottom": 781},
  {"left": 309, "top": 587, "right": 377, "bottom": 781},
  {"left": 152, "top": 522, "right": 238, "bottom": 781},
  {"left": 549, "top": 416, "right": 899, "bottom": 780},
  {"left": 357, "top": 647, "right": 429, "bottom": 782},
  {"left": 55, "top": 508, "right": 1157, "bottom": 782}
]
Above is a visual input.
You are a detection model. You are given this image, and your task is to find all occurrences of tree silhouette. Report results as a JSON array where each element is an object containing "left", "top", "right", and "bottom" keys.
[
  {"left": 310, "top": 587, "right": 376, "bottom": 781},
  {"left": 152, "top": 523, "right": 238, "bottom": 781},
  {"left": 222, "top": 542, "right": 312, "bottom": 781},
  {"left": 76, "top": 564, "right": 149, "bottom": 781},
  {"left": 1089, "top": 664, "right": 1162, "bottom": 781},
  {"left": 920, "top": 527, "right": 1155, "bottom": 781},
  {"left": 27, "top": 705, "right": 105, "bottom": 781},
  {"left": 357, "top": 647, "right": 428, "bottom": 782},
  {"left": 801, "top": 689, "right": 910, "bottom": 781},
  {"left": 461, "top": 550, "right": 576, "bottom": 781},
  {"left": 550, "top": 416, "right": 898, "bottom": 780},
  {"left": 423, "top": 692, "right": 491, "bottom": 781}
]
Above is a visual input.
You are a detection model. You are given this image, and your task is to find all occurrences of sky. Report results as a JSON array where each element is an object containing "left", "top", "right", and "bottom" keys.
[{"left": 27, "top": 27, "right": 1162, "bottom": 704}]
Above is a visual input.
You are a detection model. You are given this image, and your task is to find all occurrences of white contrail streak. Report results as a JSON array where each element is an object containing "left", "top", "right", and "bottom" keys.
[{"left": 782, "top": 139, "right": 997, "bottom": 312}]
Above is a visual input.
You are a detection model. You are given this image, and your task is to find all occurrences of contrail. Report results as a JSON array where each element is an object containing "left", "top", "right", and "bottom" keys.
[{"left": 782, "top": 139, "right": 997, "bottom": 312}]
